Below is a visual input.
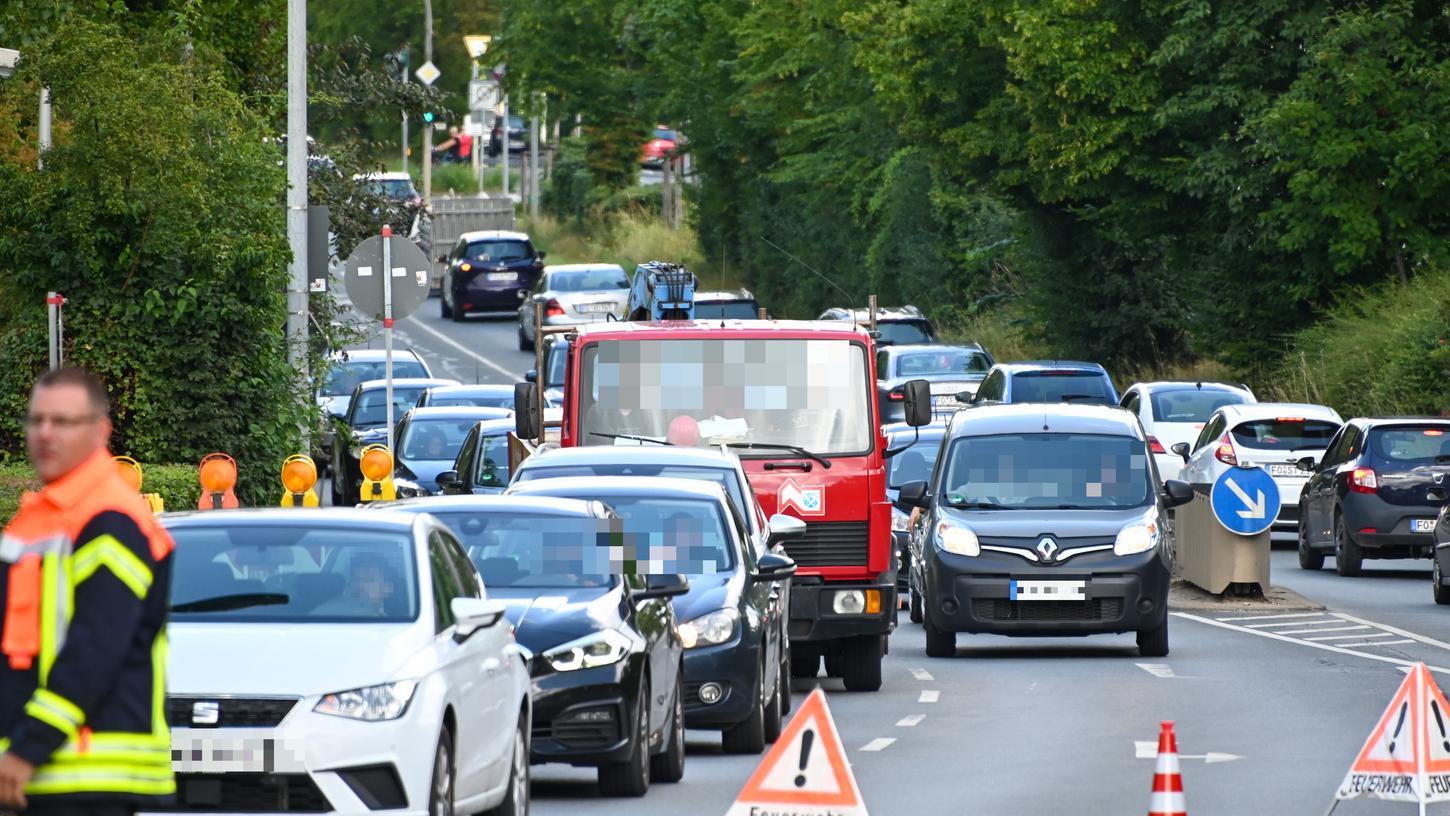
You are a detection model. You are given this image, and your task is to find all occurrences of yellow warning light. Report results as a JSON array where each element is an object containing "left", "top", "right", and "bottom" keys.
[
  {"left": 360, "top": 445, "right": 394, "bottom": 481},
  {"left": 281, "top": 455, "right": 318, "bottom": 494},
  {"left": 114, "top": 456, "right": 143, "bottom": 491}
]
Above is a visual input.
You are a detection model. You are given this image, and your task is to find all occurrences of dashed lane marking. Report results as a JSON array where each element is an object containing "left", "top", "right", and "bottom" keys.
[
  {"left": 910, "top": 668, "right": 934, "bottom": 681},
  {"left": 1331, "top": 612, "right": 1450, "bottom": 653},
  {"left": 1136, "top": 663, "right": 1176, "bottom": 678},
  {"left": 896, "top": 715, "right": 925, "bottom": 727},
  {"left": 918, "top": 690, "right": 939, "bottom": 703},
  {"left": 398, "top": 313, "right": 518, "bottom": 379},
  {"left": 1216, "top": 612, "right": 1328, "bottom": 622},
  {"left": 1245, "top": 617, "right": 1340, "bottom": 628},
  {"left": 1173, "top": 612, "right": 1450, "bottom": 676},
  {"left": 860, "top": 738, "right": 896, "bottom": 752},
  {"left": 1272, "top": 624, "right": 1371, "bottom": 636}
]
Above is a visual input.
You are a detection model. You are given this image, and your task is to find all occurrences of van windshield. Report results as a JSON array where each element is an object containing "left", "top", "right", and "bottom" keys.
[{"left": 941, "top": 433, "right": 1150, "bottom": 509}]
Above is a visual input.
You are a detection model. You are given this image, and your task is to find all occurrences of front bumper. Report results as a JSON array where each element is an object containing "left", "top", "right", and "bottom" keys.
[
  {"left": 530, "top": 658, "right": 646, "bottom": 767},
  {"left": 924, "top": 546, "right": 1170, "bottom": 636},
  {"left": 681, "top": 640, "right": 761, "bottom": 729},
  {"left": 787, "top": 578, "right": 896, "bottom": 642}
]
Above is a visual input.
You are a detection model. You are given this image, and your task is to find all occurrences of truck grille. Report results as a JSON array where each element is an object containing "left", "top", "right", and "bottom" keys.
[
  {"left": 167, "top": 697, "right": 298, "bottom": 728},
  {"left": 971, "top": 598, "right": 1123, "bottom": 623},
  {"left": 783, "top": 521, "right": 870, "bottom": 567}
]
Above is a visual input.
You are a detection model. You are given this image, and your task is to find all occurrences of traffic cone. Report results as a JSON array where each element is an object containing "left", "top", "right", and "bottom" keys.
[{"left": 1148, "top": 721, "right": 1186, "bottom": 816}]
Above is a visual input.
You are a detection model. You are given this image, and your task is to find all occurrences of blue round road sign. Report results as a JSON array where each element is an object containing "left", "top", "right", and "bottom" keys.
[{"left": 1209, "top": 466, "right": 1281, "bottom": 536}]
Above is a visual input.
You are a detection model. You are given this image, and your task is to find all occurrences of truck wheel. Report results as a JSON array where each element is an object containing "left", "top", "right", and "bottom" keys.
[
  {"left": 923, "top": 618, "right": 956, "bottom": 658},
  {"left": 841, "top": 636, "right": 883, "bottom": 692},
  {"left": 790, "top": 649, "right": 820, "bottom": 680},
  {"left": 824, "top": 653, "right": 844, "bottom": 679}
]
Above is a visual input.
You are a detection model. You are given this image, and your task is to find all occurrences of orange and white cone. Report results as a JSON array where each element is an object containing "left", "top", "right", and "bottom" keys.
[{"left": 1148, "top": 721, "right": 1186, "bottom": 816}]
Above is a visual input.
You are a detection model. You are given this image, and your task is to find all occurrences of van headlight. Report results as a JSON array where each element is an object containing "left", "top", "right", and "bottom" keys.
[
  {"left": 935, "top": 520, "right": 980, "bottom": 557},
  {"left": 543, "top": 629, "right": 634, "bottom": 672},
  {"left": 1114, "top": 511, "right": 1162, "bottom": 556},
  {"left": 315, "top": 680, "right": 417, "bottom": 721}
]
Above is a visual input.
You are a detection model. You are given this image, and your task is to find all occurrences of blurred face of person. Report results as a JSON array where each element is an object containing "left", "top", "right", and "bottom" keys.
[
  {"left": 352, "top": 563, "right": 393, "bottom": 608},
  {"left": 26, "top": 383, "right": 111, "bottom": 483}
]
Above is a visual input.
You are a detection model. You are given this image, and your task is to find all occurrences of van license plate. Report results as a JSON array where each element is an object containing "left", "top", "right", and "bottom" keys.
[
  {"left": 1412, "top": 519, "right": 1436, "bottom": 533},
  {"left": 1010, "top": 580, "right": 1086, "bottom": 601}
]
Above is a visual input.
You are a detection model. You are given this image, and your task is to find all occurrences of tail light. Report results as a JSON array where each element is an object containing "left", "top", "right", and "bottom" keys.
[
  {"left": 1148, "top": 436, "right": 1166, "bottom": 454},
  {"left": 887, "top": 387, "right": 904, "bottom": 402},
  {"left": 1349, "top": 467, "right": 1379, "bottom": 493},
  {"left": 544, "top": 299, "right": 566, "bottom": 318},
  {"left": 1214, "top": 434, "right": 1237, "bottom": 466}
]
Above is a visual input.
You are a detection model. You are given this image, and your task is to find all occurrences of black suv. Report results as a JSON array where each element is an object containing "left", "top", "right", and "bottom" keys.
[
  {"left": 440, "top": 231, "right": 546, "bottom": 321},
  {"left": 897, "top": 403, "right": 1193, "bottom": 657},
  {"left": 818, "top": 305, "right": 937, "bottom": 346}
]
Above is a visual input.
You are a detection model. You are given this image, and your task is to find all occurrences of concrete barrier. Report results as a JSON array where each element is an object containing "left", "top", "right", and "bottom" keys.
[{"left": 1173, "top": 486, "right": 1270, "bottom": 594}]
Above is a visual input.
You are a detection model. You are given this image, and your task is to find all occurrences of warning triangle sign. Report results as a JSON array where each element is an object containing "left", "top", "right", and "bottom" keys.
[
  {"left": 726, "top": 688, "right": 867, "bottom": 816},
  {"left": 1335, "top": 663, "right": 1450, "bottom": 804}
]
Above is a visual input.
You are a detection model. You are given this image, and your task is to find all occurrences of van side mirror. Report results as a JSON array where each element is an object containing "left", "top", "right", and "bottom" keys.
[
  {"left": 525, "top": 369, "right": 538, "bottom": 383},
  {"left": 1161, "top": 479, "right": 1195, "bottom": 508},
  {"left": 513, "top": 382, "right": 540, "bottom": 440},
  {"left": 896, "top": 480, "right": 929, "bottom": 511},
  {"left": 902, "top": 379, "right": 932, "bottom": 427},
  {"left": 1170, "top": 442, "right": 1191, "bottom": 461}
]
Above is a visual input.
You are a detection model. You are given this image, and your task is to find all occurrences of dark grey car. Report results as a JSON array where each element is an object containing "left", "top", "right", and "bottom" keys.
[{"left": 876, "top": 344, "right": 994, "bottom": 424}]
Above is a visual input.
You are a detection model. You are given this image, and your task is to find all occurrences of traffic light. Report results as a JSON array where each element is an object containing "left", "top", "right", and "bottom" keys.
[{"left": 423, "top": 110, "right": 436, "bottom": 124}]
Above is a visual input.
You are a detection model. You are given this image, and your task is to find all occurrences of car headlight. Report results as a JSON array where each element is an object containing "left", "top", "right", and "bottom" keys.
[
  {"left": 935, "top": 520, "right": 980, "bottom": 557},
  {"left": 394, "top": 480, "right": 430, "bottom": 498},
  {"left": 1114, "top": 511, "right": 1162, "bottom": 556},
  {"left": 892, "top": 506, "right": 912, "bottom": 533},
  {"left": 543, "top": 629, "right": 634, "bottom": 672},
  {"left": 679, "top": 608, "right": 739, "bottom": 649},
  {"left": 314, "top": 680, "right": 417, "bottom": 721}
]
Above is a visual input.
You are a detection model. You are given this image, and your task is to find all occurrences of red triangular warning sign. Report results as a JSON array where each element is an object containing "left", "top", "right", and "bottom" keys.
[
  {"left": 726, "top": 688, "right": 866, "bottom": 816},
  {"left": 1335, "top": 663, "right": 1450, "bottom": 804}
]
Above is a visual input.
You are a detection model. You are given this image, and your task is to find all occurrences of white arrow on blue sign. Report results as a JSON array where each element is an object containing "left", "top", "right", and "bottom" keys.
[{"left": 1209, "top": 466, "right": 1281, "bottom": 536}]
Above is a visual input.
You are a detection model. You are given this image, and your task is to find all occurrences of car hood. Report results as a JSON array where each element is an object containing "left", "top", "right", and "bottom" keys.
[
  {"left": 939, "top": 505, "right": 1152, "bottom": 540},
  {"left": 491, "top": 585, "right": 627, "bottom": 655},
  {"left": 671, "top": 570, "right": 737, "bottom": 623},
  {"left": 168, "top": 622, "right": 423, "bottom": 697},
  {"left": 397, "top": 459, "right": 453, "bottom": 490}
]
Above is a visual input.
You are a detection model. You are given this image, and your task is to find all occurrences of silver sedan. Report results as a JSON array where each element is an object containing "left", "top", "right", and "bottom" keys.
[{"left": 517, "top": 263, "right": 630, "bottom": 350}]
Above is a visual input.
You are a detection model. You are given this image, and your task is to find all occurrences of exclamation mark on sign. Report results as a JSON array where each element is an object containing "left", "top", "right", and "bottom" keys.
[
  {"left": 795, "top": 729, "right": 816, "bottom": 788},
  {"left": 1432, "top": 699, "right": 1450, "bottom": 753},
  {"left": 1389, "top": 701, "right": 1410, "bottom": 753}
]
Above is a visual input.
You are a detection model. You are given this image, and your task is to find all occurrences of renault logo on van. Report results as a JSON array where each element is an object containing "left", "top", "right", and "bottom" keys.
[{"left": 1035, "top": 537, "right": 1059, "bottom": 562}]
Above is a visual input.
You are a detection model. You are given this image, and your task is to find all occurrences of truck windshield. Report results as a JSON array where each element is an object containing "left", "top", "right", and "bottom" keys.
[{"left": 577, "top": 338, "right": 872, "bottom": 456}]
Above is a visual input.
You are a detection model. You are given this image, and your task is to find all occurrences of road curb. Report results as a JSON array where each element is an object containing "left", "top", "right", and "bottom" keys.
[{"left": 1167, "top": 579, "right": 1325, "bottom": 613}]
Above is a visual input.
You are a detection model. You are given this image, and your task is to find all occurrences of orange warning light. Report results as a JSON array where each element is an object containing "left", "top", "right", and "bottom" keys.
[
  {"left": 281, "top": 455, "right": 318, "bottom": 494},
  {"left": 114, "top": 456, "right": 143, "bottom": 492},
  {"left": 359, "top": 445, "right": 394, "bottom": 482},
  {"left": 199, "top": 453, "right": 238, "bottom": 492}
]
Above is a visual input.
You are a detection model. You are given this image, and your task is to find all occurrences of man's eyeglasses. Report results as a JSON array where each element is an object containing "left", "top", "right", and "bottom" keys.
[{"left": 23, "top": 414, "right": 100, "bottom": 430}]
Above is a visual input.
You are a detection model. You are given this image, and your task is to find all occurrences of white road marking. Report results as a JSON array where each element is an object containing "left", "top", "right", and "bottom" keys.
[
  {"left": 1134, "top": 741, "right": 1244, "bottom": 763},
  {"left": 860, "top": 738, "right": 896, "bottom": 752},
  {"left": 918, "top": 690, "right": 939, "bottom": 703},
  {"left": 399, "top": 314, "right": 518, "bottom": 379},
  {"left": 1173, "top": 612, "right": 1450, "bottom": 676},
  {"left": 1273, "top": 624, "right": 1371, "bottom": 635},
  {"left": 1136, "top": 663, "right": 1176, "bottom": 678},
  {"left": 896, "top": 715, "right": 925, "bottom": 727},
  {"left": 1216, "top": 612, "right": 1326, "bottom": 622},
  {"left": 1337, "top": 639, "right": 1416, "bottom": 649},
  {"left": 1306, "top": 632, "right": 1400, "bottom": 642},
  {"left": 1245, "top": 618, "right": 1336, "bottom": 628},
  {"left": 1332, "top": 613, "right": 1450, "bottom": 653},
  {"left": 910, "top": 668, "right": 934, "bottom": 681}
]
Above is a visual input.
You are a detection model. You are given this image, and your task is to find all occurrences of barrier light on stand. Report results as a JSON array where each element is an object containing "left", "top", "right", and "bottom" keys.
[
  {"left": 198, "top": 453, "right": 240, "bottom": 510},
  {"left": 358, "top": 445, "right": 396, "bottom": 503},
  {"left": 279, "top": 454, "right": 320, "bottom": 507},
  {"left": 115, "top": 455, "right": 164, "bottom": 513}
]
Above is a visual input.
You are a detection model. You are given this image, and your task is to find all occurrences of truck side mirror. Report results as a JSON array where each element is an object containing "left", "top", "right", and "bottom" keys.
[
  {"left": 513, "top": 382, "right": 540, "bottom": 440},
  {"left": 902, "top": 379, "right": 932, "bottom": 427}
]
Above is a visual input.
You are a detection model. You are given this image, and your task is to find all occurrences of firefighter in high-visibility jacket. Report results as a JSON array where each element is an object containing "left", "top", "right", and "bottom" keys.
[{"left": 0, "top": 368, "right": 174, "bottom": 815}]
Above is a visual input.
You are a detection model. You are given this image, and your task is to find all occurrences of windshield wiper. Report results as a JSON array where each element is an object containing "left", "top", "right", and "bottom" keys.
[
  {"left": 1057, "top": 394, "right": 1102, "bottom": 403},
  {"left": 590, "top": 432, "right": 672, "bottom": 446},
  {"left": 172, "top": 593, "right": 289, "bottom": 613},
  {"left": 726, "top": 442, "right": 831, "bottom": 469},
  {"left": 943, "top": 500, "right": 1009, "bottom": 510}
]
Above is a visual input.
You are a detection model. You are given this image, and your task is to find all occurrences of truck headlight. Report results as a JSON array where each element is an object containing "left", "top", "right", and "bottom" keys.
[
  {"left": 1114, "top": 511, "right": 1162, "bottom": 556},
  {"left": 314, "top": 680, "right": 417, "bottom": 721},
  {"left": 679, "top": 608, "right": 738, "bottom": 649},
  {"left": 935, "top": 520, "right": 980, "bottom": 557},
  {"left": 543, "top": 629, "right": 633, "bottom": 672}
]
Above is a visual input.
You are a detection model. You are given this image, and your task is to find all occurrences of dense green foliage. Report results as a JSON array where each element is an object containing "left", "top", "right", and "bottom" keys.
[{"left": 0, "top": 462, "right": 204, "bottom": 519}]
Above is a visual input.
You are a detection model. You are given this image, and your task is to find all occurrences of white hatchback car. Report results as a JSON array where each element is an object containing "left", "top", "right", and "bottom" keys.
[
  {"left": 1119, "top": 382, "right": 1256, "bottom": 480},
  {"left": 1175, "top": 403, "right": 1344, "bottom": 540},
  {"left": 159, "top": 509, "right": 531, "bottom": 816}
]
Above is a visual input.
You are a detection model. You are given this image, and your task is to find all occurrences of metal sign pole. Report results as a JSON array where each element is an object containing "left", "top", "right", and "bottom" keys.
[
  {"left": 534, "top": 300, "right": 545, "bottom": 447},
  {"left": 382, "top": 225, "right": 395, "bottom": 455},
  {"left": 46, "top": 292, "right": 59, "bottom": 371}
]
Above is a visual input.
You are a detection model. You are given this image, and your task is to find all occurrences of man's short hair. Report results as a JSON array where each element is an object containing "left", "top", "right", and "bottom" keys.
[{"left": 34, "top": 367, "right": 109, "bottom": 416}]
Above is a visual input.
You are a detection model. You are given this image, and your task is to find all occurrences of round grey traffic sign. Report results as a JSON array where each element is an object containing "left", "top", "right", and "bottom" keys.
[{"left": 343, "top": 234, "right": 432, "bottom": 321}]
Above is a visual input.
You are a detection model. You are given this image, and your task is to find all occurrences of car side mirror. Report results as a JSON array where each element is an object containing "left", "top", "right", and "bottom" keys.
[
  {"left": 1161, "top": 479, "right": 1195, "bottom": 508},
  {"left": 753, "top": 552, "right": 797, "bottom": 582},
  {"left": 451, "top": 597, "right": 506, "bottom": 641},
  {"left": 1170, "top": 442, "right": 1191, "bottom": 461},
  {"left": 635, "top": 574, "right": 690, "bottom": 600},
  {"left": 1296, "top": 456, "right": 1317, "bottom": 472},
  {"left": 1428, "top": 487, "right": 1447, "bottom": 503},
  {"left": 513, "top": 382, "right": 540, "bottom": 440},
  {"left": 436, "top": 470, "right": 461, "bottom": 493},
  {"left": 537, "top": 250, "right": 547, "bottom": 260},
  {"left": 896, "top": 480, "right": 929, "bottom": 511},
  {"left": 765, "top": 513, "right": 807, "bottom": 545},
  {"left": 525, "top": 369, "right": 538, "bottom": 383},
  {"left": 955, "top": 390, "right": 975, "bottom": 404},
  {"left": 902, "top": 379, "right": 932, "bottom": 427}
]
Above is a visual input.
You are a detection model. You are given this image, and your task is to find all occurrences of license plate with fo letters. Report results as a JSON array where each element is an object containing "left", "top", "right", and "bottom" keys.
[
  {"left": 1268, "top": 464, "right": 1305, "bottom": 476},
  {"left": 1412, "top": 519, "right": 1436, "bottom": 533},
  {"left": 1010, "top": 579, "right": 1086, "bottom": 601},
  {"left": 486, "top": 271, "right": 518, "bottom": 282}
]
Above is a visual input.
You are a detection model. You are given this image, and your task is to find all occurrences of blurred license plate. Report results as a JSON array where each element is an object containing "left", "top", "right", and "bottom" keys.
[
  {"left": 1268, "top": 464, "right": 1304, "bottom": 476},
  {"left": 486, "top": 271, "right": 517, "bottom": 282},
  {"left": 1412, "top": 519, "right": 1436, "bottom": 533},
  {"left": 577, "top": 302, "right": 614, "bottom": 314},
  {"left": 171, "top": 736, "right": 304, "bottom": 773},
  {"left": 1010, "top": 580, "right": 1086, "bottom": 601}
]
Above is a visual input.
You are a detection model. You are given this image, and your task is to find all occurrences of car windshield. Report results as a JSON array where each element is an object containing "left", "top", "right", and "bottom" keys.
[
  {"left": 464, "top": 240, "right": 533, "bottom": 263},
  {"left": 350, "top": 387, "right": 431, "bottom": 428},
  {"left": 169, "top": 527, "right": 419, "bottom": 622},
  {"left": 367, "top": 179, "right": 416, "bottom": 200},
  {"left": 578, "top": 338, "right": 872, "bottom": 455},
  {"left": 695, "top": 301, "right": 759, "bottom": 320},
  {"left": 1231, "top": 418, "right": 1340, "bottom": 451},
  {"left": 425, "top": 513, "right": 615, "bottom": 588},
  {"left": 399, "top": 418, "right": 476, "bottom": 463},
  {"left": 877, "top": 321, "right": 933, "bottom": 346},
  {"left": 591, "top": 496, "right": 734, "bottom": 573},
  {"left": 322, "top": 360, "right": 427, "bottom": 396},
  {"left": 475, "top": 434, "right": 512, "bottom": 487},
  {"left": 1369, "top": 426, "right": 1450, "bottom": 464},
  {"left": 1149, "top": 388, "right": 1248, "bottom": 423},
  {"left": 888, "top": 438, "right": 940, "bottom": 489},
  {"left": 551, "top": 268, "right": 628, "bottom": 292},
  {"left": 1009, "top": 371, "right": 1115, "bottom": 405},
  {"left": 515, "top": 464, "right": 750, "bottom": 529},
  {"left": 941, "top": 433, "right": 1151, "bottom": 509},
  {"left": 894, "top": 350, "right": 991, "bottom": 377}
]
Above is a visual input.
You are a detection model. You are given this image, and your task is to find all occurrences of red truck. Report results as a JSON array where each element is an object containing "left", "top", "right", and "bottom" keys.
[{"left": 516, "top": 318, "right": 931, "bottom": 690}]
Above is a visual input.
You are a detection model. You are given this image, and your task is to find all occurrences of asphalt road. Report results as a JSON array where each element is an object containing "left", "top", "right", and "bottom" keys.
[{"left": 340, "top": 299, "right": 1450, "bottom": 814}]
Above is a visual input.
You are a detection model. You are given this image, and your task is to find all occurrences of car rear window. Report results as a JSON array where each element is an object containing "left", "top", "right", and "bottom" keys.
[
  {"left": 695, "top": 301, "right": 759, "bottom": 320},
  {"left": 514, "top": 464, "right": 750, "bottom": 530},
  {"left": 322, "top": 360, "right": 427, "bottom": 396},
  {"left": 877, "top": 321, "right": 934, "bottom": 346},
  {"left": 895, "top": 350, "right": 991, "bottom": 377},
  {"left": 1230, "top": 418, "right": 1340, "bottom": 451},
  {"left": 426, "top": 513, "right": 615, "bottom": 588},
  {"left": 551, "top": 268, "right": 628, "bottom": 292},
  {"left": 399, "top": 418, "right": 478, "bottom": 463},
  {"left": 352, "top": 387, "right": 430, "bottom": 427},
  {"left": 430, "top": 395, "right": 515, "bottom": 410},
  {"left": 1009, "top": 370, "right": 1115, "bottom": 405},
  {"left": 1368, "top": 426, "right": 1450, "bottom": 464},
  {"left": 465, "top": 240, "right": 533, "bottom": 263},
  {"left": 1149, "top": 389, "right": 1249, "bottom": 423}
]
